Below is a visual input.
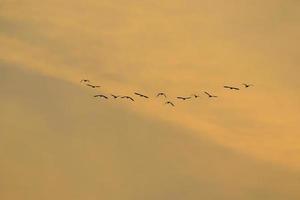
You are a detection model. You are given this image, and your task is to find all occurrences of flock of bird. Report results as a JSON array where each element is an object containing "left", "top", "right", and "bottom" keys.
[{"left": 80, "top": 79, "right": 253, "bottom": 107}]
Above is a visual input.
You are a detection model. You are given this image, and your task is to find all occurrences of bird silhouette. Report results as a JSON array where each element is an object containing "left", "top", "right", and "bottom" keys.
[
  {"left": 94, "top": 94, "right": 108, "bottom": 99},
  {"left": 121, "top": 96, "right": 134, "bottom": 101},
  {"left": 111, "top": 94, "right": 120, "bottom": 99},
  {"left": 177, "top": 96, "right": 192, "bottom": 100},
  {"left": 157, "top": 92, "right": 167, "bottom": 98},
  {"left": 204, "top": 92, "right": 218, "bottom": 98},
  {"left": 80, "top": 79, "right": 90, "bottom": 83},
  {"left": 242, "top": 83, "right": 253, "bottom": 88},
  {"left": 192, "top": 94, "right": 200, "bottom": 98},
  {"left": 86, "top": 84, "right": 101, "bottom": 88},
  {"left": 224, "top": 86, "right": 240, "bottom": 90},
  {"left": 165, "top": 101, "right": 175, "bottom": 107},
  {"left": 134, "top": 92, "right": 149, "bottom": 99}
]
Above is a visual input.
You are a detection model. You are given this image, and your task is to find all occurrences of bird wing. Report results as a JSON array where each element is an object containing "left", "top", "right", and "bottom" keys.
[
  {"left": 135, "top": 92, "right": 145, "bottom": 96},
  {"left": 166, "top": 101, "right": 174, "bottom": 106}
]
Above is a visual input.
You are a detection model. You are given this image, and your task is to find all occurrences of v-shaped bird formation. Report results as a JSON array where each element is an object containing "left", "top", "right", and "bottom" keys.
[{"left": 80, "top": 79, "right": 254, "bottom": 107}]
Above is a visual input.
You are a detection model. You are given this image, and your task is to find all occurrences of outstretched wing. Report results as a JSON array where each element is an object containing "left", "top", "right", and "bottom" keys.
[
  {"left": 166, "top": 101, "right": 174, "bottom": 106},
  {"left": 204, "top": 92, "right": 210, "bottom": 96},
  {"left": 157, "top": 93, "right": 167, "bottom": 98}
]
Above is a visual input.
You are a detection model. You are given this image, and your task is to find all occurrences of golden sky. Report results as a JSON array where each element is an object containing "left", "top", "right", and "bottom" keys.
[{"left": 1, "top": 0, "right": 300, "bottom": 199}]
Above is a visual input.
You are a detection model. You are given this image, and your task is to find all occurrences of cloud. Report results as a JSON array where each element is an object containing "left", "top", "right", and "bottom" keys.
[
  {"left": 1, "top": 0, "right": 300, "bottom": 171},
  {"left": 1, "top": 64, "right": 300, "bottom": 200}
]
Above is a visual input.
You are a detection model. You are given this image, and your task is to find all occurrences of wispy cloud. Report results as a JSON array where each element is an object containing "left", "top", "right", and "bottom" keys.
[{"left": 1, "top": 0, "right": 300, "bottom": 172}]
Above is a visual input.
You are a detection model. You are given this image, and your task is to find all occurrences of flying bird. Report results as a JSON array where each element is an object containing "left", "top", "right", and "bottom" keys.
[
  {"left": 94, "top": 94, "right": 108, "bottom": 99},
  {"left": 177, "top": 96, "right": 192, "bottom": 100},
  {"left": 204, "top": 92, "right": 218, "bottom": 98},
  {"left": 121, "top": 96, "right": 134, "bottom": 101},
  {"left": 224, "top": 86, "right": 240, "bottom": 90},
  {"left": 192, "top": 94, "right": 200, "bottom": 98},
  {"left": 86, "top": 84, "right": 101, "bottom": 88},
  {"left": 111, "top": 94, "right": 120, "bottom": 99},
  {"left": 157, "top": 92, "right": 167, "bottom": 98},
  {"left": 134, "top": 92, "right": 149, "bottom": 99},
  {"left": 242, "top": 83, "right": 253, "bottom": 88},
  {"left": 80, "top": 79, "right": 90, "bottom": 83},
  {"left": 165, "top": 101, "right": 175, "bottom": 107}
]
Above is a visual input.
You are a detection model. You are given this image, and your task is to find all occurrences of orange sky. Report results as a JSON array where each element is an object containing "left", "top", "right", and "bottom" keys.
[{"left": 1, "top": 0, "right": 300, "bottom": 199}]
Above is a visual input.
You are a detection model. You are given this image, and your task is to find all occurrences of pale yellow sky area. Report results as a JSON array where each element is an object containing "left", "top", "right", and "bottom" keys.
[{"left": 1, "top": 0, "right": 300, "bottom": 199}]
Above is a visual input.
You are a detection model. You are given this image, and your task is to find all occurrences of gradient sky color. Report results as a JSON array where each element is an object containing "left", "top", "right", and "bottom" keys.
[{"left": 1, "top": 0, "right": 300, "bottom": 199}]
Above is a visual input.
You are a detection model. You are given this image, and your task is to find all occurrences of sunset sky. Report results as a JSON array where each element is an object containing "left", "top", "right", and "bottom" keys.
[{"left": 1, "top": 0, "right": 300, "bottom": 199}]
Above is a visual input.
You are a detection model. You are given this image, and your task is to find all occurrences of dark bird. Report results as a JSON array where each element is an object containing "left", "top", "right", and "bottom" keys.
[
  {"left": 111, "top": 94, "right": 120, "bottom": 99},
  {"left": 94, "top": 94, "right": 108, "bottom": 99},
  {"left": 80, "top": 79, "right": 90, "bottom": 83},
  {"left": 177, "top": 96, "right": 192, "bottom": 100},
  {"left": 165, "top": 101, "right": 175, "bottom": 107},
  {"left": 86, "top": 84, "right": 101, "bottom": 88},
  {"left": 134, "top": 92, "right": 149, "bottom": 99},
  {"left": 121, "top": 96, "right": 134, "bottom": 101},
  {"left": 224, "top": 86, "right": 240, "bottom": 90},
  {"left": 192, "top": 94, "right": 200, "bottom": 98},
  {"left": 204, "top": 92, "right": 218, "bottom": 98},
  {"left": 157, "top": 92, "right": 167, "bottom": 98},
  {"left": 242, "top": 83, "right": 253, "bottom": 88}
]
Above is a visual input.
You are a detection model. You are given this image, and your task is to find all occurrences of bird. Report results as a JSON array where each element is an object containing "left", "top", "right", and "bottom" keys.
[
  {"left": 80, "top": 79, "right": 90, "bottom": 83},
  {"left": 134, "top": 92, "right": 149, "bottom": 99},
  {"left": 224, "top": 85, "right": 240, "bottom": 90},
  {"left": 192, "top": 94, "right": 200, "bottom": 98},
  {"left": 121, "top": 96, "right": 134, "bottom": 101},
  {"left": 204, "top": 92, "right": 218, "bottom": 98},
  {"left": 165, "top": 101, "right": 175, "bottom": 107},
  {"left": 177, "top": 96, "right": 192, "bottom": 100},
  {"left": 242, "top": 83, "right": 253, "bottom": 88},
  {"left": 86, "top": 84, "right": 101, "bottom": 88},
  {"left": 111, "top": 94, "right": 120, "bottom": 99},
  {"left": 94, "top": 94, "right": 108, "bottom": 99},
  {"left": 157, "top": 92, "right": 167, "bottom": 98}
]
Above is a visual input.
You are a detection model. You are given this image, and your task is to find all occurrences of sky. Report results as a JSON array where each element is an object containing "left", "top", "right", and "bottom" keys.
[{"left": 1, "top": 0, "right": 300, "bottom": 199}]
